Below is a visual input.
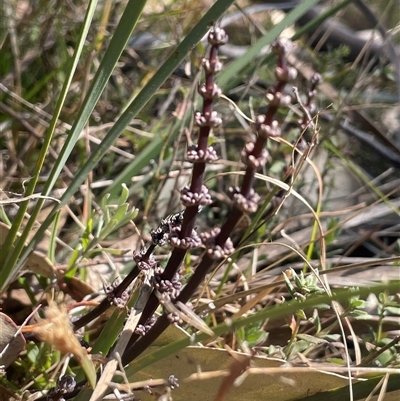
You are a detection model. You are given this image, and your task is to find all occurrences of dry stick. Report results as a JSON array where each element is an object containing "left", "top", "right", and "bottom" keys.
[
  {"left": 89, "top": 274, "right": 152, "bottom": 401},
  {"left": 72, "top": 248, "right": 151, "bottom": 330}
]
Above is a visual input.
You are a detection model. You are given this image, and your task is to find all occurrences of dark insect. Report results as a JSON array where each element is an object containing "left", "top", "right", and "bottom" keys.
[{"left": 150, "top": 210, "right": 185, "bottom": 246}]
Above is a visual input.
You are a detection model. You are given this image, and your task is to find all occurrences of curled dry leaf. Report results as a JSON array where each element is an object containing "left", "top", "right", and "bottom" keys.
[
  {"left": 0, "top": 222, "right": 95, "bottom": 304},
  {"left": 129, "top": 347, "right": 354, "bottom": 401},
  {"left": 0, "top": 222, "right": 55, "bottom": 280},
  {"left": 0, "top": 312, "right": 26, "bottom": 368}
]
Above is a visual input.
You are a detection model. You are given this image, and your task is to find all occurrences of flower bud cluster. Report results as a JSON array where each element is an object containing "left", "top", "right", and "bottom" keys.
[
  {"left": 201, "top": 57, "right": 223, "bottom": 74},
  {"left": 198, "top": 83, "right": 222, "bottom": 100},
  {"left": 252, "top": 117, "right": 281, "bottom": 139},
  {"left": 200, "top": 227, "right": 235, "bottom": 260},
  {"left": 241, "top": 142, "right": 269, "bottom": 169},
  {"left": 186, "top": 145, "right": 219, "bottom": 163},
  {"left": 265, "top": 90, "right": 292, "bottom": 108},
  {"left": 166, "top": 311, "right": 181, "bottom": 324},
  {"left": 134, "top": 315, "right": 156, "bottom": 336},
  {"left": 208, "top": 26, "right": 228, "bottom": 46},
  {"left": 236, "top": 38, "right": 297, "bottom": 218},
  {"left": 134, "top": 250, "right": 157, "bottom": 271},
  {"left": 195, "top": 110, "right": 222, "bottom": 128},
  {"left": 168, "top": 375, "right": 179, "bottom": 389},
  {"left": 124, "top": 28, "right": 229, "bottom": 344},
  {"left": 169, "top": 226, "right": 202, "bottom": 249},
  {"left": 104, "top": 278, "right": 129, "bottom": 308},
  {"left": 299, "top": 72, "right": 322, "bottom": 129},
  {"left": 181, "top": 185, "right": 212, "bottom": 207},
  {"left": 229, "top": 187, "right": 261, "bottom": 214},
  {"left": 152, "top": 267, "right": 182, "bottom": 301}
]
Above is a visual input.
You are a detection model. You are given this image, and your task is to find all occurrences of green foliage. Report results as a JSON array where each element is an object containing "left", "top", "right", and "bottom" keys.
[
  {"left": 237, "top": 322, "right": 268, "bottom": 348},
  {"left": 283, "top": 269, "right": 324, "bottom": 301}
]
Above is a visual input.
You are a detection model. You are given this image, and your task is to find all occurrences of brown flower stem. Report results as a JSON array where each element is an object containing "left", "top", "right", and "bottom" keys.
[
  {"left": 121, "top": 40, "right": 297, "bottom": 363},
  {"left": 122, "top": 27, "right": 228, "bottom": 350},
  {"left": 72, "top": 245, "right": 156, "bottom": 330}
]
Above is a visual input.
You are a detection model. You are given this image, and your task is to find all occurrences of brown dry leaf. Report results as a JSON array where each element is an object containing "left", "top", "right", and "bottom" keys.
[
  {"left": 0, "top": 222, "right": 12, "bottom": 246},
  {"left": 23, "top": 250, "right": 56, "bottom": 278},
  {"left": 0, "top": 312, "right": 26, "bottom": 368},
  {"left": 0, "top": 222, "right": 55, "bottom": 280},
  {"left": 24, "top": 196, "right": 68, "bottom": 254},
  {"left": 57, "top": 275, "right": 95, "bottom": 301},
  {"left": 130, "top": 347, "right": 353, "bottom": 401},
  {"left": 153, "top": 324, "right": 190, "bottom": 346}
]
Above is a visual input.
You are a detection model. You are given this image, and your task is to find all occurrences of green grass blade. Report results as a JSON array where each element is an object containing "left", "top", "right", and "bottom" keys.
[
  {"left": 217, "top": 0, "right": 355, "bottom": 92},
  {"left": 102, "top": 135, "right": 164, "bottom": 198},
  {"left": 290, "top": 0, "right": 355, "bottom": 42},
  {"left": 295, "top": 374, "right": 400, "bottom": 401},
  {"left": 0, "top": 0, "right": 99, "bottom": 292},
  {"left": 102, "top": 111, "right": 189, "bottom": 198},
  {"left": 217, "top": 0, "right": 321, "bottom": 89}
]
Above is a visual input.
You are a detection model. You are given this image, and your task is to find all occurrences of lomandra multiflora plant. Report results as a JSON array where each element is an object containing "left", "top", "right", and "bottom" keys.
[{"left": 66, "top": 27, "right": 317, "bottom": 395}]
